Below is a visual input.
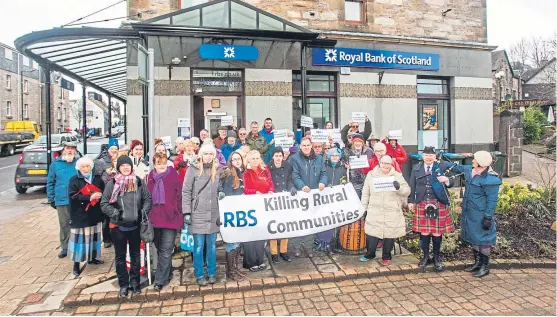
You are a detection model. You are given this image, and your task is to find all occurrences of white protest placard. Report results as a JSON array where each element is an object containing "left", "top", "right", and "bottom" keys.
[
  {"left": 349, "top": 156, "right": 369, "bottom": 169},
  {"left": 388, "top": 130, "right": 403, "bottom": 140},
  {"left": 328, "top": 129, "right": 342, "bottom": 143},
  {"left": 311, "top": 129, "right": 328, "bottom": 142},
  {"left": 221, "top": 116, "right": 233, "bottom": 126},
  {"left": 273, "top": 129, "right": 288, "bottom": 139},
  {"left": 372, "top": 176, "right": 396, "bottom": 192},
  {"left": 161, "top": 136, "right": 172, "bottom": 149},
  {"left": 177, "top": 118, "right": 190, "bottom": 128},
  {"left": 352, "top": 112, "right": 366, "bottom": 123},
  {"left": 275, "top": 138, "right": 294, "bottom": 148},
  {"left": 219, "top": 184, "right": 365, "bottom": 243},
  {"left": 301, "top": 116, "right": 313, "bottom": 128}
]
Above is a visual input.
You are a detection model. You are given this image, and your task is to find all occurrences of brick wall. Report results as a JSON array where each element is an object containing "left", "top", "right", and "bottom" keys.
[
  {"left": 128, "top": 0, "right": 487, "bottom": 43},
  {"left": 45, "top": 84, "right": 71, "bottom": 134},
  {"left": 0, "top": 69, "right": 42, "bottom": 130},
  {"left": 492, "top": 52, "right": 518, "bottom": 108}
]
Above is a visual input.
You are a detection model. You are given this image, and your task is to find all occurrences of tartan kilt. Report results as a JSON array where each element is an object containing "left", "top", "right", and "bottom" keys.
[
  {"left": 412, "top": 200, "right": 454, "bottom": 235},
  {"left": 68, "top": 222, "right": 102, "bottom": 262}
]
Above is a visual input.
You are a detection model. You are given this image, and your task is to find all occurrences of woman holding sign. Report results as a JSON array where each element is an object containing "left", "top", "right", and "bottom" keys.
[
  {"left": 360, "top": 155, "right": 410, "bottom": 265},
  {"left": 243, "top": 150, "right": 275, "bottom": 271}
]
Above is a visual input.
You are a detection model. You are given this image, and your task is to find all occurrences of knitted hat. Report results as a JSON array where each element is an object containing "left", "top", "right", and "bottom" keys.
[
  {"left": 351, "top": 133, "right": 365, "bottom": 144},
  {"left": 374, "top": 142, "right": 386, "bottom": 152},
  {"left": 227, "top": 130, "right": 237, "bottom": 138},
  {"left": 474, "top": 151, "right": 492, "bottom": 167},
  {"left": 327, "top": 147, "right": 342, "bottom": 158},
  {"left": 116, "top": 155, "right": 133, "bottom": 171},
  {"left": 108, "top": 138, "right": 119, "bottom": 149},
  {"left": 272, "top": 146, "right": 284, "bottom": 157},
  {"left": 198, "top": 143, "right": 217, "bottom": 156},
  {"left": 130, "top": 139, "right": 143, "bottom": 151}
]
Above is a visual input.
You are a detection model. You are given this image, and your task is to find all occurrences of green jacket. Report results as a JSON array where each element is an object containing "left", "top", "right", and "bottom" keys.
[{"left": 246, "top": 132, "right": 271, "bottom": 157}]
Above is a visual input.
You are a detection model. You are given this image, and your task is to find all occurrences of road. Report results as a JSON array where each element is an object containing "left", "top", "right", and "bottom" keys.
[{"left": 0, "top": 153, "right": 20, "bottom": 194}]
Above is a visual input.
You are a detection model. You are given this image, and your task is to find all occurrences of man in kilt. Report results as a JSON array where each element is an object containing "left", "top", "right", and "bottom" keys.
[{"left": 408, "top": 146, "right": 454, "bottom": 271}]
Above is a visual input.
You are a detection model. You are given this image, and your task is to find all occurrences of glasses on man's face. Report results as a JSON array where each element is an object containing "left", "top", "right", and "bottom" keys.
[
  {"left": 239, "top": 133, "right": 247, "bottom": 136},
  {"left": 352, "top": 125, "right": 359, "bottom": 129}
]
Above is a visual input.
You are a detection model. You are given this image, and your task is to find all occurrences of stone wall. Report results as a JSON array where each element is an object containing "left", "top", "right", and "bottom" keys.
[
  {"left": 128, "top": 0, "right": 488, "bottom": 43},
  {"left": 498, "top": 110, "right": 523, "bottom": 177}
]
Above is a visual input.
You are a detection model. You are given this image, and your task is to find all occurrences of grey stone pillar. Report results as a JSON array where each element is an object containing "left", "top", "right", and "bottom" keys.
[{"left": 498, "top": 110, "right": 523, "bottom": 177}]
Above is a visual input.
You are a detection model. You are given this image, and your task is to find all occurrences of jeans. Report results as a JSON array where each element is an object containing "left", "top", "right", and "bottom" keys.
[
  {"left": 154, "top": 228, "right": 177, "bottom": 286},
  {"left": 56, "top": 206, "right": 70, "bottom": 250},
  {"left": 111, "top": 227, "right": 141, "bottom": 288},
  {"left": 365, "top": 235, "right": 395, "bottom": 260},
  {"left": 193, "top": 233, "right": 217, "bottom": 279}
]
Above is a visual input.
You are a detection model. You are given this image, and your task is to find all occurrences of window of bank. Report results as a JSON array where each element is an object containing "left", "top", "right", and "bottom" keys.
[
  {"left": 292, "top": 72, "right": 337, "bottom": 129},
  {"left": 417, "top": 77, "right": 450, "bottom": 151}
]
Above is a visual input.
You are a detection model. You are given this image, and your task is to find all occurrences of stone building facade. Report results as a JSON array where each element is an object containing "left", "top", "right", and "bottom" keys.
[{"left": 492, "top": 50, "right": 521, "bottom": 110}]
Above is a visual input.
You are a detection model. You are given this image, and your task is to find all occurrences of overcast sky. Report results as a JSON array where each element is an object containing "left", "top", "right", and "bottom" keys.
[{"left": 0, "top": 0, "right": 554, "bottom": 98}]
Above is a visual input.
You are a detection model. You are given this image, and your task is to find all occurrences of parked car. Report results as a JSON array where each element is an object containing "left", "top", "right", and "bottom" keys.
[
  {"left": 14, "top": 145, "right": 74, "bottom": 194},
  {"left": 77, "top": 142, "right": 106, "bottom": 160},
  {"left": 31, "top": 133, "right": 79, "bottom": 147}
]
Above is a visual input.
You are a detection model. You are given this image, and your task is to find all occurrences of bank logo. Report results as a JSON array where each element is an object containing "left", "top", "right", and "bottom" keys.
[
  {"left": 325, "top": 49, "right": 337, "bottom": 62},
  {"left": 224, "top": 47, "right": 235, "bottom": 59}
]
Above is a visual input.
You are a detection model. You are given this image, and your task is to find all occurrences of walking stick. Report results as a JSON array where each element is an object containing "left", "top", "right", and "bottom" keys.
[{"left": 146, "top": 243, "right": 152, "bottom": 286}]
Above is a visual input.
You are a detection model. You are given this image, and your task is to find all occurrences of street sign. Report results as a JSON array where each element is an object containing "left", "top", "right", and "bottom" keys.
[{"left": 60, "top": 78, "right": 74, "bottom": 91}]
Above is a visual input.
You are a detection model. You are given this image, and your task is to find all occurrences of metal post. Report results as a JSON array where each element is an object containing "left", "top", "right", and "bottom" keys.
[
  {"left": 124, "top": 101, "right": 127, "bottom": 144},
  {"left": 44, "top": 65, "right": 52, "bottom": 171},
  {"left": 20, "top": 71, "right": 24, "bottom": 121},
  {"left": 142, "top": 85, "right": 148, "bottom": 152},
  {"left": 82, "top": 84, "right": 87, "bottom": 154},
  {"left": 300, "top": 44, "right": 308, "bottom": 131},
  {"left": 148, "top": 48, "right": 155, "bottom": 170},
  {"left": 108, "top": 94, "right": 112, "bottom": 137}
]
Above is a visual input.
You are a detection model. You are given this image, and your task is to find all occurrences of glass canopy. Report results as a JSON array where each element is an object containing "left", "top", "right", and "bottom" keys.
[{"left": 145, "top": 0, "right": 310, "bottom": 33}]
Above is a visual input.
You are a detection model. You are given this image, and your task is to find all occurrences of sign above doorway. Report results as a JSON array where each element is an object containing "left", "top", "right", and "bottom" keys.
[
  {"left": 312, "top": 47, "right": 439, "bottom": 71},
  {"left": 199, "top": 44, "right": 259, "bottom": 61}
]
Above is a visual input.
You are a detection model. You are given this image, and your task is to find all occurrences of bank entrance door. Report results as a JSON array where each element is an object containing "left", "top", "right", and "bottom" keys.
[{"left": 191, "top": 69, "right": 244, "bottom": 137}]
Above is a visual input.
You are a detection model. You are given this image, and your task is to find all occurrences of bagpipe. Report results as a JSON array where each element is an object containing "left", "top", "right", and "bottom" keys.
[{"left": 424, "top": 138, "right": 465, "bottom": 207}]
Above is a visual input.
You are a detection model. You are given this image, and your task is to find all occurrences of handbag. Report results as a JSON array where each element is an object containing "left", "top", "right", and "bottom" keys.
[
  {"left": 140, "top": 210, "right": 154, "bottom": 243},
  {"left": 180, "top": 224, "right": 194, "bottom": 252}
]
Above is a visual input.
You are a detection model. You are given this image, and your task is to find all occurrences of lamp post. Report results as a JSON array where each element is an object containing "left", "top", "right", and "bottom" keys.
[{"left": 495, "top": 70, "right": 505, "bottom": 111}]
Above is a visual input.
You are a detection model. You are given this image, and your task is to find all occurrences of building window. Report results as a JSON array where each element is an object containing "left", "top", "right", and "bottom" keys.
[
  {"left": 23, "top": 104, "right": 28, "bottom": 119},
  {"left": 292, "top": 72, "right": 337, "bottom": 129},
  {"left": 22, "top": 56, "right": 30, "bottom": 67},
  {"left": 23, "top": 80, "right": 28, "bottom": 93},
  {"left": 513, "top": 89, "right": 517, "bottom": 100},
  {"left": 63, "top": 108, "right": 67, "bottom": 121},
  {"left": 57, "top": 106, "right": 61, "bottom": 120},
  {"left": 417, "top": 76, "right": 451, "bottom": 151},
  {"left": 345, "top": 0, "right": 364, "bottom": 22},
  {"left": 4, "top": 48, "right": 12, "bottom": 61},
  {"left": 6, "top": 101, "right": 12, "bottom": 117},
  {"left": 32, "top": 61, "right": 38, "bottom": 69},
  {"left": 180, "top": 0, "right": 208, "bottom": 9},
  {"left": 6, "top": 75, "right": 11, "bottom": 90},
  {"left": 59, "top": 88, "right": 63, "bottom": 99}
]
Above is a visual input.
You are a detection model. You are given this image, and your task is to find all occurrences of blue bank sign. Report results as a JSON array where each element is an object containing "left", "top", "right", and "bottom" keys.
[
  {"left": 312, "top": 47, "right": 439, "bottom": 71},
  {"left": 199, "top": 44, "right": 259, "bottom": 61}
]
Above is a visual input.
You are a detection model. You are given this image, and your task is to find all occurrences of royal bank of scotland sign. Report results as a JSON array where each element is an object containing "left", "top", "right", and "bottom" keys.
[{"left": 312, "top": 47, "right": 439, "bottom": 71}]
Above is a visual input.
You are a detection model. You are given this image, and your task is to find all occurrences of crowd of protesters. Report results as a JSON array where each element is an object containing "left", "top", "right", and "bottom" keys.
[{"left": 46, "top": 115, "right": 500, "bottom": 296}]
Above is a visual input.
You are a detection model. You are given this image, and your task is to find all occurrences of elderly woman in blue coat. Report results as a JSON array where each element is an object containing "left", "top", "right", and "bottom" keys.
[{"left": 451, "top": 151, "right": 501, "bottom": 278}]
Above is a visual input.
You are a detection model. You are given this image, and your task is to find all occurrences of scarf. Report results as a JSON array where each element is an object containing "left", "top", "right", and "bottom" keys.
[
  {"left": 330, "top": 161, "right": 337, "bottom": 167},
  {"left": 472, "top": 166, "right": 488, "bottom": 178},
  {"left": 152, "top": 168, "right": 170, "bottom": 205},
  {"left": 265, "top": 127, "right": 273, "bottom": 134},
  {"left": 109, "top": 171, "right": 137, "bottom": 204},
  {"left": 82, "top": 172, "right": 93, "bottom": 184}
]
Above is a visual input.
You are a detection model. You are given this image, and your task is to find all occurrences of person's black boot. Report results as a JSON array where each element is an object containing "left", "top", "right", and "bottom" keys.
[
  {"left": 473, "top": 254, "right": 490, "bottom": 278},
  {"left": 271, "top": 255, "right": 280, "bottom": 264},
  {"left": 418, "top": 235, "right": 431, "bottom": 268},
  {"left": 119, "top": 287, "right": 129, "bottom": 297},
  {"left": 432, "top": 235, "right": 444, "bottom": 272},
  {"left": 72, "top": 262, "right": 80, "bottom": 277},
  {"left": 464, "top": 249, "right": 481, "bottom": 273}
]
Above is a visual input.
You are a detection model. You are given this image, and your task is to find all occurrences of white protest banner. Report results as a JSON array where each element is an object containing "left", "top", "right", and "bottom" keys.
[
  {"left": 177, "top": 118, "right": 190, "bottom": 128},
  {"left": 273, "top": 129, "right": 288, "bottom": 139},
  {"left": 311, "top": 129, "right": 328, "bottom": 142},
  {"left": 221, "top": 116, "right": 233, "bottom": 126},
  {"left": 352, "top": 112, "right": 366, "bottom": 123},
  {"left": 300, "top": 116, "right": 313, "bottom": 128},
  {"left": 328, "top": 129, "right": 342, "bottom": 143},
  {"left": 161, "top": 136, "right": 172, "bottom": 149},
  {"left": 275, "top": 137, "right": 294, "bottom": 148},
  {"left": 372, "top": 176, "right": 396, "bottom": 192},
  {"left": 219, "top": 184, "right": 365, "bottom": 243},
  {"left": 388, "top": 130, "right": 403, "bottom": 140},
  {"left": 349, "top": 156, "right": 369, "bottom": 169}
]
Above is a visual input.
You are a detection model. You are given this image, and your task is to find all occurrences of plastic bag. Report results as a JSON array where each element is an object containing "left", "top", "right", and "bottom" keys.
[{"left": 180, "top": 225, "right": 194, "bottom": 252}]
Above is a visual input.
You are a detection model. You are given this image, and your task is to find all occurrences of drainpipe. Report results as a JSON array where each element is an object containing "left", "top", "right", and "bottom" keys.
[{"left": 148, "top": 48, "right": 155, "bottom": 170}]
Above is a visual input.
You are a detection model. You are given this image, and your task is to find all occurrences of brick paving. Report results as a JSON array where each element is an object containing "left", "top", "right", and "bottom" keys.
[{"left": 21, "top": 268, "right": 555, "bottom": 316}]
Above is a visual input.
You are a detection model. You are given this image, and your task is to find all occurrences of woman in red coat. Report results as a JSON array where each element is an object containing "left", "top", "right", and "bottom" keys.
[
  {"left": 174, "top": 139, "right": 196, "bottom": 183},
  {"left": 382, "top": 135, "right": 408, "bottom": 166},
  {"left": 242, "top": 150, "right": 275, "bottom": 271},
  {"left": 363, "top": 142, "right": 401, "bottom": 174}
]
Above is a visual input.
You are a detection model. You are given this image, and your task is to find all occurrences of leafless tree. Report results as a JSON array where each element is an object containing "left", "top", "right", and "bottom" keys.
[
  {"left": 509, "top": 38, "right": 531, "bottom": 76},
  {"left": 70, "top": 101, "right": 83, "bottom": 125}
]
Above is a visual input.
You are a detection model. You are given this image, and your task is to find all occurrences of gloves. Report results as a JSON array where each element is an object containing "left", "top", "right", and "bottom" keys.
[
  {"left": 178, "top": 161, "right": 187, "bottom": 168},
  {"left": 334, "top": 142, "right": 341, "bottom": 149},
  {"left": 49, "top": 201, "right": 56, "bottom": 209},
  {"left": 143, "top": 160, "right": 149, "bottom": 167},
  {"left": 482, "top": 216, "right": 492, "bottom": 230},
  {"left": 218, "top": 192, "right": 226, "bottom": 200},
  {"left": 290, "top": 187, "right": 298, "bottom": 196},
  {"left": 393, "top": 181, "right": 400, "bottom": 190},
  {"left": 216, "top": 218, "right": 222, "bottom": 226},
  {"left": 184, "top": 214, "right": 192, "bottom": 226}
]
